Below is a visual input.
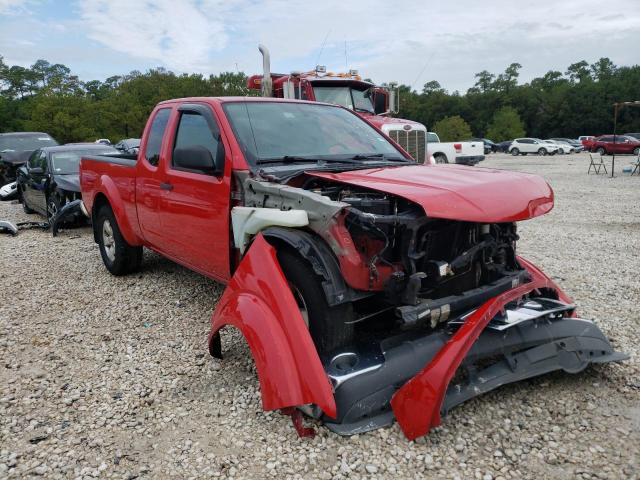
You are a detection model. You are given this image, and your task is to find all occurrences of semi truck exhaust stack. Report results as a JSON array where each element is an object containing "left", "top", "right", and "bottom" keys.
[{"left": 258, "top": 44, "right": 273, "bottom": 97}]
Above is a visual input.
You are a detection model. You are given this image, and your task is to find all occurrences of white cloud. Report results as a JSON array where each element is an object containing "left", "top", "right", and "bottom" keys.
[
  {"left": 0, "top": 0, "right": 34, "bottom": 15},
  {"left": 78, "top": 0, "right": 234, "bottom": 71}
]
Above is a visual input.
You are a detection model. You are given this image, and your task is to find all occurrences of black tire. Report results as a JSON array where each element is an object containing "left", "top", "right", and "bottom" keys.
[
  {"left": 46, "top": 194, "right": 63, "bottom": 223},
  {"left": 277, "top": 249, "right": 354, "bottom": 353},
  {"left": 510, "top": 148, "right": 519, "bottom": 156},
  {"left": 434, "top": 154, "right": 448, "bottom": 164},
  {"left": 538, "top": 148, "right": 547, "bottom": 156},
  {"left": 596, "top": 147, "right": 606, "bottom": 155},
  {"left": 19, "top": 186, "right": 35, "bottom": 214},
  {"left": 96, "top": 205, "right": 143, "bottom": 276},
  {"left": 633, "top": 147, "right": 639, "bottom": 156}
]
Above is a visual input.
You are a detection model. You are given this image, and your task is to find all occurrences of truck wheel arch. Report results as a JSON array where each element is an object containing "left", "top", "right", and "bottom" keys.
[
  {"left": 261, "top": 227, "right": 356, "bottom": 307},
  {"left": 90, "top": 183, "right": 142, "bottom": 246}
]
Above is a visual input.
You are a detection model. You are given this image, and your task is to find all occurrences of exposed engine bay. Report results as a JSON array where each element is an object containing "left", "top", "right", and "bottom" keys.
[{"left": 300, "top": 177, "right": 528, "bottom": 330}]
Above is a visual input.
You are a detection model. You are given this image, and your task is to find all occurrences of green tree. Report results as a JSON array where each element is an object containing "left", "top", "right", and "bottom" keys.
[
  {"left": 433, "top": 115, "right": 473, "bottom": 141},
  {"left": 486, "top": 106, "right": 525, "bottom": 141}
]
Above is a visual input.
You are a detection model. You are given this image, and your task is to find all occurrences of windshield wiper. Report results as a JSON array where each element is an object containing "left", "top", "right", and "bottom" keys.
[
  {"left": 354, "top": 107, "right": 375, "bottom": 114},
  {"left": 350, "top": 154, "right": 409, "bottom": 162},
  {"left": 257, "top": 156, "right": 317, "bottom": 165}
]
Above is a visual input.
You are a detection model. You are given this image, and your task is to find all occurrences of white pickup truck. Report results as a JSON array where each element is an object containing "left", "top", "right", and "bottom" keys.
[{"left": 426, "top": 132, "right": 485, "bottom": 165}]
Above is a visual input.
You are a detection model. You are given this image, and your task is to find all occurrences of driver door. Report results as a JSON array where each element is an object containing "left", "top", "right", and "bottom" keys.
[
  {"left": 26, "top": 150, "right": 49, "bottom": 215},
  {"left": 158, "top": 103, "right": 231, "bottom": 282}
]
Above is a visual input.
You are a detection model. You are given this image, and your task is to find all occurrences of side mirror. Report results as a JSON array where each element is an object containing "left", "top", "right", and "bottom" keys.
[
  {"left": 30, "top": 167, "right": 44, "bottom": 174},
  {"left": 174, "top": 144, "right": 224, "bottom": 175}
]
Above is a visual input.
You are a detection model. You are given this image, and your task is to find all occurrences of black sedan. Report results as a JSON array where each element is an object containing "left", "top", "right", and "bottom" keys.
[
  {"left": 18, "top": 144, "right": 118, "bottom": 221},
  {"left": 114, "top": 138, "right": 140, "bottom": 155},
  {"left": 0, "top": 132, "right": 58, "bottom": 184}
]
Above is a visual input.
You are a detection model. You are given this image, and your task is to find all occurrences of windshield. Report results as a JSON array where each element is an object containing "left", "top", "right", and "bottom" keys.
[
  {"left": 223, "top": 102, "right": 406, "bottom": 166},
  {"left": 0, "top": 134, "right": 58, "bottom": 152},
  {"left": 51, "top": 149, "right": 117, "bottom": 174},
  {"left": 312, "top": 85, "right": 375, "bottom": 114}
]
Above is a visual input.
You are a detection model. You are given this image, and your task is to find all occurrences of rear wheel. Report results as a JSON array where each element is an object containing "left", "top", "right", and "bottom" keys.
[
  {"left": 510, "top": 148, "right": 519, "bottom": 156},
  {"left": 633, "top": 147, "right": 639, "bottom": 156},
  {"left": 434, "top": 154, "right": 448, "bottom": 164},
  {"left": 96, "top": 205, "right": 142, "bottom": 276},
  {"left": 538, "top": 148, "right": 547, "bottom": 156},
  {"left": 277, "top": 249, "right": 354, "bottom": 353}
]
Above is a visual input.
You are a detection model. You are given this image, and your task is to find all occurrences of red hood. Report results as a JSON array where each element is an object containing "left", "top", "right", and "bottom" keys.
[{"left": 310, "top": 164, "right": 554, "bottom": 223}]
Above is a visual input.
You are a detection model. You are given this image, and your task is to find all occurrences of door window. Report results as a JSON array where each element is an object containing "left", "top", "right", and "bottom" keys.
[
  {"left": 144, "top": 108, "right": 171, "bottom": 166},
  {"left": 38, "top": 151, "right": 48, "bottom": 171},
  {"left": 172, "top": 112, "right": 220, "bottom": 174}
]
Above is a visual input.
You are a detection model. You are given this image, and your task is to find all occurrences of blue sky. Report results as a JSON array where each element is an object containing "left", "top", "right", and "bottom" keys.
[{"left": 1, "top": 0, "right": 639, "bottom": 92}]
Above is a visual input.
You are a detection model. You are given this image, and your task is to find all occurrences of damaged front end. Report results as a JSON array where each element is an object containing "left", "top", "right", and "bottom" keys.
[{"left": 210, "top": 169, "right": 628, "bottom": 440}]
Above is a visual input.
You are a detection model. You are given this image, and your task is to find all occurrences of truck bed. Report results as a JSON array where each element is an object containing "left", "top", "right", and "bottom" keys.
[{"left": 79, "top": 154, "right": 140, "bottom": 236}]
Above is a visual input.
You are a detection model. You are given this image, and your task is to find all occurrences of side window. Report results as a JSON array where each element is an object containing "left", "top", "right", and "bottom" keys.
[
  {"left": 172, "top": 112, "right": 220, "bottom": 174},
  {"left": 144, "top": 108, "right": 171, "bottom": 166},
  {"left": 38, "top": 151, "right": 48, "bottom": 171},
  {"left": 27, "top": 150, "right": 40, "bottom": 168}
]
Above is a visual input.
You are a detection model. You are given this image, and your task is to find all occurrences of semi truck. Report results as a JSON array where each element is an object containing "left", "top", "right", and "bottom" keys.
[{"left": 248, "top": 45, "right": 484, "bottom": 166}]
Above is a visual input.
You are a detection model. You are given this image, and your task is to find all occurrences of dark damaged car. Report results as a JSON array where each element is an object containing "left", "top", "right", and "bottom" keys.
[
  {"left": 79, "top": 97, "right": 627, "bottom": 440},
  {"left": 18, "top": 144, "right": 118, "bottom": 223},
  {"left": 0, "top": 132, "right": 58, "bottom": 184}
]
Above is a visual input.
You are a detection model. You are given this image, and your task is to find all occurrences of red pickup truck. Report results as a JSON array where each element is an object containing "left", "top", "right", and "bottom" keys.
[{"left": 80, "top": 97, "right": 625, "bottom": 440}]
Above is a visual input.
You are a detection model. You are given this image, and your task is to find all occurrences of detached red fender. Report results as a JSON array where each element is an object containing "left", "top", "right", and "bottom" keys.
[
  {"left": 391, "top": 256, "right": 571, "bottom": 440},
  {"left": 208, "top": 234, "right": 337, "bottom": 418}
]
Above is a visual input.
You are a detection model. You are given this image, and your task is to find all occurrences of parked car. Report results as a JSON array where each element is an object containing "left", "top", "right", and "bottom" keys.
[
  {"left": 590, "top": 135, "right": 640, "bottom": 156},
  {"left": 495, "top": 140, "right": 513, "bottom": 153},
  {"left": 551, "top": 138, "right": 584, "bottom": 152},
  {"left": 470, "top": 138, "right": 497, "bottom": 154},
  {"left": 78, "top": 97, "right": 625, "bottom": 440},
  {"left": 426, "top": 132, "right": 485, "bottom": 165},
  {"left": 17, "top": 144, "right": 118, "bottom": 222},
  {"left": 624, "top": 132, "right": 640, "bottom": 141},
  {"left": 0, "top": 132, "right": 58, "bottom": 183},
  {"left": 114, "top": 138, "right": 141, "bottom": 155},
  {"left": 95, "top": 138, "right": 112, "bottom": 145},
  {"left": 543, "top": 139, "right": 574, "bottom": 154},
  {"left": 578, "top": 135, "right": 596, "bottom": 151},
  {"left": 509, "top": 138, "right": 558, "bottom": 156}
]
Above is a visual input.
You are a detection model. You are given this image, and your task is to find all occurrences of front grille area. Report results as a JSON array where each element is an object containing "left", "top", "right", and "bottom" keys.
[{"left": 388, "top": 128, "right": 426, "bottom": 163}]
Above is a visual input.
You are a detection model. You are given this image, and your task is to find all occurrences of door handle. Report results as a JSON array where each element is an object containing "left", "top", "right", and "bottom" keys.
[{"left": 160, "top": 182, "right": 173, "bottom": 191}]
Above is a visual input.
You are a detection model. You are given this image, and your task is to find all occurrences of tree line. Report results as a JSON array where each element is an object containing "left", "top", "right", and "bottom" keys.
[{"left": 1, "top": 55, "right": 639, "bottom": 143}]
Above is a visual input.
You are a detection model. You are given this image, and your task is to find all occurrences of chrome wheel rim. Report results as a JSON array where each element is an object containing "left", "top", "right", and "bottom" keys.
[
  {"left": 102, "top": 219, "right": 116, "bottom": 262},
  {"left": 47, "top": 200, "right": 58, "bottom": 220}
]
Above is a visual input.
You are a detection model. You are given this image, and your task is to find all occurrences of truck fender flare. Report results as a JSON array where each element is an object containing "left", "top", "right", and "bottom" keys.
[
  {"left": 92, "top": 176, "right": 142, "bottom": 246},
  {"left": 208, "top": 234, "right": 337, "bottom": 418},
  {"left": 261, "top": 227, "right": 354, "bottom": 306}
]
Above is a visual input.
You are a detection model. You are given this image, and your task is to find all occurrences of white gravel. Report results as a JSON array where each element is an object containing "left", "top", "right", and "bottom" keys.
[{"left": 0, "top": 152, "right": 638, "bottom": 479}]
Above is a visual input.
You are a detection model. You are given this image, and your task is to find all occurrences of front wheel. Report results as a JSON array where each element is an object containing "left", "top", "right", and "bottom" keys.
[
  {"left": 46, "top": 195, "right": 63, "bottom": 223},
  {"left": 96, "top": 205, "right": 142, "bottom": 276},
  {"left": 634, "top": 147, "right": 639, "bottom": 156},
  {"left": 510, "top": 148, "right": 519, "bottom": 156},
  {"left": 277, "top": 249, "right": 354, "bottom": 353},
  {"left": 538, "top": 148, "right": 547, "bottom": 156},
  {"left": 596, "top": 147, "right": 606, "bottom": 155}
]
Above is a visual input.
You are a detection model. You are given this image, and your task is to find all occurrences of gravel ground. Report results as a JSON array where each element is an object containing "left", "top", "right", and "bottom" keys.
[{"left": 0, "top": 152, "right": 638, "bottom": 479}]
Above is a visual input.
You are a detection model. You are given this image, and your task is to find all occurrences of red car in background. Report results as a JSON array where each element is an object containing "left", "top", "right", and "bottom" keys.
[
  {"left": 578, "top": 135, "right": 595, "bottom": 151},
  {"left": 591, "top": 135, "right": 640, "bottom": 155}
]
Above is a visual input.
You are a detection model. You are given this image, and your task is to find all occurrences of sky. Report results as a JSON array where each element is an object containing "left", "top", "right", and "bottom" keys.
[{"left": 1, "top": 0, "right": 639, "bottom": 92}]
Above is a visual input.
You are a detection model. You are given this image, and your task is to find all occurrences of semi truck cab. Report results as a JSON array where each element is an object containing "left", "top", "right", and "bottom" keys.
[{"left": 247, "top": 45, "right": 429, "bottom": 164}]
